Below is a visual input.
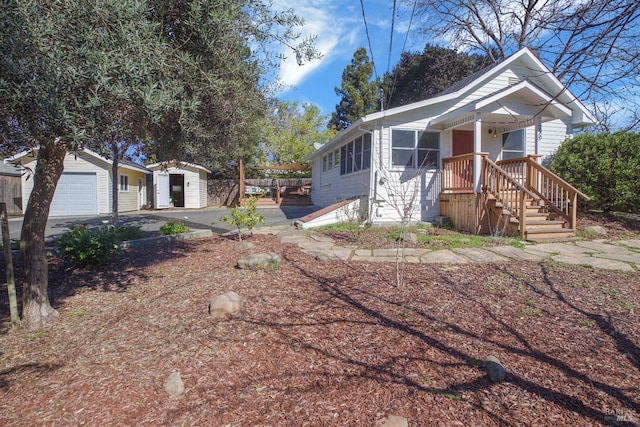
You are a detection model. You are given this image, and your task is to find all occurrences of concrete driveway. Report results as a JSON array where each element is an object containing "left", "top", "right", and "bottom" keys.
[{"left": 6, "top": 205, "right": 319, "bottom": 242}]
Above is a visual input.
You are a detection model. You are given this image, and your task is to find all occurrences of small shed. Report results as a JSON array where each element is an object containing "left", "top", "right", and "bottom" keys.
[{"left": 147, "top": 161, "right": 210, "bottom": 209}]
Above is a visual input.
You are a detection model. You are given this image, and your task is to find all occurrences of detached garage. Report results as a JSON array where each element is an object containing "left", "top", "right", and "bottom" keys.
[{"left": 6, "top": 148, "right": 150, "bottom": 217}]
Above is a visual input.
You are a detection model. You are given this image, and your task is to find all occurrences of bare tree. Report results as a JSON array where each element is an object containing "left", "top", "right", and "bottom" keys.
[{"left": 411, "top": 0, "right": 640, "bottom": 130}]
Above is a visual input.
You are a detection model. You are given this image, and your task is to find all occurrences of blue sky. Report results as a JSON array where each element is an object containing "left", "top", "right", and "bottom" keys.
[{"left": 272, "top": 0, "right": 424, "bottom": 117}]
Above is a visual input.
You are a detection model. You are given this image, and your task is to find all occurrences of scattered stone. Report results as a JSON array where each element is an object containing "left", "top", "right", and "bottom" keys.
[
  {"left": 584, "top": 225, "right": 607, "bottom": 236},
  {"left": 234, "top": 241, "right": 255, "bottom": 251},
  {"left": 482, "top": 355, "right": 506, "bottom": 382},
  {"left": 397, "top": 232, "right": 418, "bottom": 245},
  {"left": 209, "top": 291, "right": 244, "bottom": 318},
  {"left": 382, "top": 415, "right": 408, "bottom": 427},
  {"left": 164, "top": 372, "right": 184, "bottom": 397},
  {"left": 237, "top": 252, "right": 282, "bottom": 269}
]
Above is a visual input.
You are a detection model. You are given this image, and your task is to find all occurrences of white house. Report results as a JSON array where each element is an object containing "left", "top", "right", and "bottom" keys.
[
  {"left": 7, "top": 148, "right": 150, "bottom": 217},
  {"left": 304, "top": 48, "right": 596, "bottom": 238},
  {"left": 146, "top": 161, "right": 210, "bottom": 209}
]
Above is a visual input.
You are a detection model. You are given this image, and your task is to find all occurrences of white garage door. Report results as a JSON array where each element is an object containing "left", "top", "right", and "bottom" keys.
[{"left": 49, "top": 172, "right": 98, "bottom": 217}]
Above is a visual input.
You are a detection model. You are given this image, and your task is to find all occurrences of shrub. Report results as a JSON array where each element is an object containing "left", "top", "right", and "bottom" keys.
[
  {"left": 56, "top": 225, "right": 119, "bottom": 268},
  {"left": 56, "top": 224, "right": 144, "bottom": 268},
  {"left": 218, "top": 196, "right": 264, "bottom": 241},
  {"left": 548, "top": 132, "right": 640, "bottom": 213},
  {"left": 159, "top": 221, "right": 188, "bottom": 235}
]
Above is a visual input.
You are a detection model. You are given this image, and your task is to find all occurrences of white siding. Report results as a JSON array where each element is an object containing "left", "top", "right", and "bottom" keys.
[
  {"left": 117, "top": 169, "right": 147, "bottom": 212},
  {"left": 199, "top": 170, "right": 208, "bottom": 208}
]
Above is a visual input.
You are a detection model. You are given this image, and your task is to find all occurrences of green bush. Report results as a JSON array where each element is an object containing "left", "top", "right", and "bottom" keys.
[
  {"left": 56, "top": 225, "right": 117, "bottom": 268},
  {"left": 548, "top": 132, "right": 640, "bottom": 213},
  {"left": 56, "top": 224, "right": 144, "bottom": 268},
  {"left": 159, "top": 221, "right": 188, "bottom": 235}
]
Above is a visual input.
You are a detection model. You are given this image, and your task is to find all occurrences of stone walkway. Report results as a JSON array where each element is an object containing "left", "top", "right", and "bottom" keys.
[{"left": 254, "top": 225, "right": 640, "bottom": 272}]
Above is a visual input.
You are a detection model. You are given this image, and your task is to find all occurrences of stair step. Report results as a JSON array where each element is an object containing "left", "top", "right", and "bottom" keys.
[
  {"left": 525, "top": 228, "right": 576, "bottom": 240},
  {"left": 524, "top": 220, "right": 565, "bottom": 229}
]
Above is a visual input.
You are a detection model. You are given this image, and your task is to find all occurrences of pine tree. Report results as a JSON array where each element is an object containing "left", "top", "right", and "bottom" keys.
[
  {"left": 381, "top": 44, "right": 492, "bottom": 108},
  {"left": 328, "top": 47, "right": 379, "bottom": 131}
]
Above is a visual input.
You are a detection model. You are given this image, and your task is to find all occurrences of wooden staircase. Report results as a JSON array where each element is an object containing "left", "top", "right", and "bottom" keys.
[
  {"left": 486, "top": 194, "right": 575, "bottom": 240},
  {"left": 483, "top": 155, "right": 589, "bottom": 240}
]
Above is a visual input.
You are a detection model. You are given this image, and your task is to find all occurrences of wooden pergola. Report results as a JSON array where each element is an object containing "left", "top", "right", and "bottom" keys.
[{"left": 238, "top": 160, "right": 310, "bottom": 205}]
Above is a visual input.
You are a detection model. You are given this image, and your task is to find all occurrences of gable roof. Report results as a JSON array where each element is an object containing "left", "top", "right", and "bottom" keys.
[
  {"left": 309, "top": 47, "right": 596, "bottom": 159},
  {"left": 4, "top": 147, "right": 151, "bottom": 174},
  {"left": 146, "top": 160, "right": 212, "bottom": 174}
]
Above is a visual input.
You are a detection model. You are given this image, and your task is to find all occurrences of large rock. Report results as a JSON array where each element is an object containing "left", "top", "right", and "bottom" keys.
[
  {"left": 584, "top": 225, "right": 607, "bottom": 236},
  {"left": 234, "top": 241, "right": 255, "bottom": 251},
  {"left": 237, "top": 252, "right": 282, "bottom": 269},
  {"left": 164, "top": 372, "right": 184, "bottom": 397},
  {"left": 382, "top": 415, "right": 408, "bottom": 427},
  {"left": 209, "top": 291, "right": 244, "bottom": 318},
  {"left": 482, "top": 355, "right": 506, "bottom": 382},
  {"left": 397, "top": 232, "right": 418, "bottom": 245}
]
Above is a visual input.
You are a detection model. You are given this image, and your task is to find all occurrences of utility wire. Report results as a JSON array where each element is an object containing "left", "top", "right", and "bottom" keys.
[
  {"left": 359, "top": 0, "right": 378, "bottom": 81},
  {"left": 387, "top": 0, "right": 397, "bottom": 74},
  {"left": 386, "top": 0, "right": 417, "bottom": 109}
]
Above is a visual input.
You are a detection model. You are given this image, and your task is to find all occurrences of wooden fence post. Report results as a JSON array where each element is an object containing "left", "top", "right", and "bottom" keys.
[{"left": 1, "top": 202, "right": 21, "bottom": 328}]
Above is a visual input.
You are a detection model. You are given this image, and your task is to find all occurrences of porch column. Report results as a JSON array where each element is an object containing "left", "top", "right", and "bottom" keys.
[
  {"left": 534, "top": 116, "right": 542, "bottom": 156},
  {"left": 473, "top": 112, "right": 482, "bottom": 193}
]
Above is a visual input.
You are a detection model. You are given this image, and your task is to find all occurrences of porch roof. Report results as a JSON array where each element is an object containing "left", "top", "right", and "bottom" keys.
[{"left": 429, "top": 80, "right": 573, "bottom": 131}]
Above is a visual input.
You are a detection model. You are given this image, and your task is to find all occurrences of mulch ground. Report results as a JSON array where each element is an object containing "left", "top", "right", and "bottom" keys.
[{"left": 0, "top": 214, "right": 639, "bottom": 426}]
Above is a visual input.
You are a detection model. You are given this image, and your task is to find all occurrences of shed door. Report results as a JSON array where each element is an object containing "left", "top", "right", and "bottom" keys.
[
  {"left": 49, "top": 172, "right": 97, "bottom": 217},
  {"left": 156, "top": 172, "right": 170, "bottom": 208}
]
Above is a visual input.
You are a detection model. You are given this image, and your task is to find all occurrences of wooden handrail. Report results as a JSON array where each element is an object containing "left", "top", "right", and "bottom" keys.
[
  {"left": 484, "top": 156, "right": 540, "bottom": 201},
  {"left": 442, "top": 153, "right": 476, "bottom": 193}
]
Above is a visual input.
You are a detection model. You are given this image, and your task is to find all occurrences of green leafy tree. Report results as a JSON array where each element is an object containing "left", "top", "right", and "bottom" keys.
[
  {"left": 381, "top": 44, "right": 493, "bottom": 108},
  {"left": 328, "top": 47, "right": 379, "bottom": 131},
  {"left": 219, "top": 196, "right": 265, "bottom": 241},
  {"left": 548, "top": 132, "right": 640, "bottom": 213},
  {"left": 0, "top": 0, "right": 318, "bottom": 329},
  {"left": 262, "top": 100, "right": 335, "bottom": 165}
]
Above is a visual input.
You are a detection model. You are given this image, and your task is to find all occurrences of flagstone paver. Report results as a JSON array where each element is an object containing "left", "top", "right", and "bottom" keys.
[
  {"left": 486, "top": 245, "right": 547, "bottom": 262},
  {"left": 453, "top": 247, "right": 511, "bottom": 263},
  {"left": 258, "top": 225, "right": 639, "bottom": 271},
  {"left": 551, "top": 254, "right": 634, "bottom": 272}
]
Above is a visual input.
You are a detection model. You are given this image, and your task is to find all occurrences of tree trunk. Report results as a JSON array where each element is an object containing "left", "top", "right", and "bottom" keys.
[{"left": 20, "top": 141, "right": 67, "bottom": 330}]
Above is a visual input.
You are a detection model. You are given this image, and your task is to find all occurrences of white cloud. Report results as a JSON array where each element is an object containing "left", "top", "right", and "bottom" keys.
[{"left": 272, "top": 0, "right": 361, "bottom": 90}]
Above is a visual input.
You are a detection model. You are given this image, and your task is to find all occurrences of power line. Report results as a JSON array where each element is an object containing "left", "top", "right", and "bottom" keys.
[
  {"left": 359, "top": 0, "right": 378, "bottom": 81},
  {"left": 387, "top": 0, "right": 397, "bottom": 74},
  {"left": 386, "top": 0, "right": 417, "bottom": 108}
]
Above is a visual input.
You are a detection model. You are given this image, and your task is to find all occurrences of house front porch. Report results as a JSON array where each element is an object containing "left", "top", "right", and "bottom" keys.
[{"left": 440, "top": 154, "right": 589, "bottom": 240}]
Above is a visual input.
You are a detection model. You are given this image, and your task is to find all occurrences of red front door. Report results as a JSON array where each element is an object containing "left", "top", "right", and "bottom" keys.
[{"left": 452, "top": 130, "right": 474, "bottom": 156}]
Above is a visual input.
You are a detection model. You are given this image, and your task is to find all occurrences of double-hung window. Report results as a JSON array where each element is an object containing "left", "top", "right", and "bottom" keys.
[
  {"left": 502, "top": 130, "right": 525, "bottom": 160},
  {"left": 119, "top": 174, "right": 129, "bottom": 192},
  {"left": 392, "top": 129, "right": 440, "bottom": 169},
  {"left": 339, "top": 133, "right": 371, "bottom": 176}
]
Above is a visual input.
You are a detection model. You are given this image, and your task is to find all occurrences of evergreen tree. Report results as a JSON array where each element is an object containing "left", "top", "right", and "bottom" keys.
[
  {"left": 381, "top": 44, "right": 492, "bottom": 108},
  {"left": 328, "top": 47, "right": 379, "bottom": 131}
]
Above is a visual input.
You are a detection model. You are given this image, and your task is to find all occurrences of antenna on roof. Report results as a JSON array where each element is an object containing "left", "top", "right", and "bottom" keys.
[{"left": 379, "top": 87, "right": 385, "bottom": 111}]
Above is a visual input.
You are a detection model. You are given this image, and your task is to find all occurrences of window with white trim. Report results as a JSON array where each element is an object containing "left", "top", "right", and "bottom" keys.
[
  {"left": 119, "top": 174, "right": 129, "bottom": 192},
  {"left": 502, "top": 129, "right": 525, "bottom": 160},
  {"left": 339, "top": 133, "right": 371, "bottom": 175},
  {"left": 391, "top": 129, "right": 440, "bottom": 169}
]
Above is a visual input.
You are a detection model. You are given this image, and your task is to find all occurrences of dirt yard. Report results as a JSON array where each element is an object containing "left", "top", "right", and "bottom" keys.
[{"left": 0, "top": 214, "right": 638, "bottom": 426}]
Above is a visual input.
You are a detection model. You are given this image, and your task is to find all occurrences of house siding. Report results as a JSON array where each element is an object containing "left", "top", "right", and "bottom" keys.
[
  {"left": 116, "top": 169, "right": 147, "bottom": 212},
  {"left": 199, "top": 171, "right": 208, "bottom": 208}
]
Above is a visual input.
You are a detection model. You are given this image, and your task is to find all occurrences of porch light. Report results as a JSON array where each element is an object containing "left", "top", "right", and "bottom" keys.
[{"left": 488, "top": 127, "right": 498, "bottom": 138}]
